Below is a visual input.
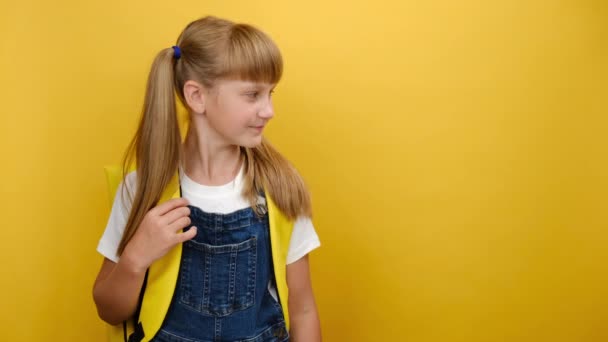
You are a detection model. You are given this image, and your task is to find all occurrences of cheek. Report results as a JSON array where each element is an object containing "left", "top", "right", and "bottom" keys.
[
  {"left": 222, "top": 102, "right": 256, "bottom": 123},
  {"left": 213, "top": 105, "right": 252, "bottom": 133},
  {"left": 214, "top": 95, "right": 260, "bottom": 129}
]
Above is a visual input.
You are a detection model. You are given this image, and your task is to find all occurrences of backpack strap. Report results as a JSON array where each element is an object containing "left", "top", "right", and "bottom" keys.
[{"left": 127, "top": 270, "right": 149, "bottom": 342}]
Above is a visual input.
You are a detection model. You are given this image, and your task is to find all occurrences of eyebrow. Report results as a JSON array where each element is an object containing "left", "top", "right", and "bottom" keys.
[{"left": 241, "top": 83, "right": 275, "bottom": 91}]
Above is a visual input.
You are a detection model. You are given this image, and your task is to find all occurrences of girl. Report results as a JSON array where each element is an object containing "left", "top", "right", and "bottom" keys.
[{"left": 93, "top": 16, "right": 321, "bottom": 342}]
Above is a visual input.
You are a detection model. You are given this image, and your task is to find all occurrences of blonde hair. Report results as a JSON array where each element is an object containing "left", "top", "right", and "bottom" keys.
[{"left": 117, "top": 16, "right": 311, "bottom": 255}]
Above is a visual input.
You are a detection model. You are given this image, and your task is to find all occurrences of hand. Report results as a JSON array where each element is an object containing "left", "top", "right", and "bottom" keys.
[{"left": 121, "top": 198, "right": 196, "bottom": 273}]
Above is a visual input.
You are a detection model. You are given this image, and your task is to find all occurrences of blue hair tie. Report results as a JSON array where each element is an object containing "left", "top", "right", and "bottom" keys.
[{"left": 172, "top": 45, "right": 181, "bottom": 59}]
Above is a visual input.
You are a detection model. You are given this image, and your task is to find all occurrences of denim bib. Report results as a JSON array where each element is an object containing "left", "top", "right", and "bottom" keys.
[{"left": 151, "top": 203, "right": 289, "bottom": 342}]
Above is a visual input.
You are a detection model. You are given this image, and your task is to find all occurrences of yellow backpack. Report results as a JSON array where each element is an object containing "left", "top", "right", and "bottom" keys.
[{"left": 103, "top": 166, "right": 294, "bottom": 342}]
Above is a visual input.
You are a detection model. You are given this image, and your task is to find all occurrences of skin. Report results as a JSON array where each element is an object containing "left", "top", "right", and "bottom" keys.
[{"left": 93, "top": 78, "right": 321, "bottom": 341}]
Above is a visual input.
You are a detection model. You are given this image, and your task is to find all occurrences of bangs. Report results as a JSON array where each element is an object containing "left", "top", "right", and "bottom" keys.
[{"left": 219, "top": 24, "right": 283, "bottom": 84}]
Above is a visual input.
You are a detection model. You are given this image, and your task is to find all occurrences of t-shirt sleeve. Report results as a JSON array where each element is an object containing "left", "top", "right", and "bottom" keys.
[
  {"left": 286, "top": 216, "right": 321, "bottom": 265},
  {"left": 96, "top": 172, "right": 136, "bottom": 263}
]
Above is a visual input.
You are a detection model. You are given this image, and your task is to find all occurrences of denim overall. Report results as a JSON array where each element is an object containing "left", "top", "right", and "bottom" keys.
[{"left": 151, "top": 202, "right": 289, "bottom": 342}]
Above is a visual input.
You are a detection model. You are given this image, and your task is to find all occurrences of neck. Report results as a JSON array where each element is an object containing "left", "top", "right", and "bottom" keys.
[{"left": 183, "top": 120, "right": 242, "bottom": 186}]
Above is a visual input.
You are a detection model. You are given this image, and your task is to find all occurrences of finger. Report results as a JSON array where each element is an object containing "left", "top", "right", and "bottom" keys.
[
  {"left": 152, "top": 198, "right": 189, "bottom": 216},
  {"left": 176, "top": 226, "right": 197, "bottom": 243},
  {"left": 168, "top": 216, "right": 192, "bottom": 232},
  {"left": 161, "top": 206, "right": 191, "bottom": 226}
]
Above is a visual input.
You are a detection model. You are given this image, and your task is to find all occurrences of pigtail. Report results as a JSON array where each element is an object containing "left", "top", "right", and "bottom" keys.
[
  {"left": 117, "top": 48, "right": 182, "bottom": 256},
  {"left": 242, "top": 138, "right": 312, "bottom": 220}
]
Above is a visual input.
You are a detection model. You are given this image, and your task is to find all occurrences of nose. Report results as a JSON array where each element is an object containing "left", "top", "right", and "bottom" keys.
[{"left": 258, "top": 97, "right": 274, "bottom": 119}]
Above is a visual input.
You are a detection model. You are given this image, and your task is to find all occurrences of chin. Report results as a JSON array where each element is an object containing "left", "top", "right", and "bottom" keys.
[{"left": 239, "top": 136, "right": 264, "bottom": 148}]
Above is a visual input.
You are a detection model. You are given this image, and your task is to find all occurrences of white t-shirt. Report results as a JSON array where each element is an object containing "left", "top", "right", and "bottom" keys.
[{"left": 97, "top": 165, "right": 321, "bottom": 265}]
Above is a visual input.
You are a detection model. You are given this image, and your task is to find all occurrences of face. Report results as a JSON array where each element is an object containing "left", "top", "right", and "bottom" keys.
[{"left": 201, "top": 79, "right": 276, "bottom": 148}]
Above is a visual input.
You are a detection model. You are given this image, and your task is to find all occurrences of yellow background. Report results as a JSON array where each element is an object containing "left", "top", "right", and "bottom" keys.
[{"left": 1, "top": 0, "right": 607, "bottom": 341}]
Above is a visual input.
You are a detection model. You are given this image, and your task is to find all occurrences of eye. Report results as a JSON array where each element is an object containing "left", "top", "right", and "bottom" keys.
[{"left": 247, "top": 92, "right": 259, "bottom": 99}]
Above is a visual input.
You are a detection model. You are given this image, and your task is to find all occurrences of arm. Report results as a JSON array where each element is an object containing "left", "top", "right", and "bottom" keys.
[
  {"left": 92, "top": 198, "right": 196, "bottom": 325},
  {"left": 92, "top": 257, "right": 147, "bottom": 325},
  {"left": 287, "top": 254, "right": 321, "bottom": 341}
]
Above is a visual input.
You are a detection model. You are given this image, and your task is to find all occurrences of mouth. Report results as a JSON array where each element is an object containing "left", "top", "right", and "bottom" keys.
[{"left": 250, "top": 125, "right": 265, "bottom": 132}]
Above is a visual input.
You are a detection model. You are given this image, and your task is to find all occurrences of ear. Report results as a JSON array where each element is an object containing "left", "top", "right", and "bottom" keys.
[{"left": 183, "top": 80, "right": 207, "bottom": 114}]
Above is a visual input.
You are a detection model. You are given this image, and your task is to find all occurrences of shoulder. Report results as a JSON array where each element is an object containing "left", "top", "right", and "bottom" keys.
[
  {"left": 105, "top": 170, "right": 138, "bottom": 221},
  {"left": 118, "top": 170, "right": 138, "bottom": 201},
  {"left": 122, "top": 170, "right": 138, "bottom": 192},
  {"left": 97, "top": 170, "right": 138, "bottom": 262},
  {"left": 286, "top": 216, "right": 320, "bottom": 265}
]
